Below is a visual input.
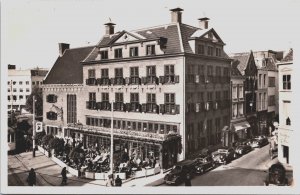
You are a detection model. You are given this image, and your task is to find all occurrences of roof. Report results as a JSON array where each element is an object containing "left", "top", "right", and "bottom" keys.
[
  {"left": 43, "top": 46, "right": 94, "bottom": 84},
  {"left": 83, "top": 23, "right": 199, "bottom": 62},
  {"left": 231, "top": 64, "right": 243, "bottom": 77},
  {"left": 230, "top": 53, "right": 250, "bottom": 75},
  {"left": 282, "top": 49, "right": 293, "bottom": 62}
]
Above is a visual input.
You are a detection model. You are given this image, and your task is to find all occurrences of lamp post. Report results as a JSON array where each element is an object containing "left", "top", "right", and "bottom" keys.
[
  {"left": 32, "top": 95, "right": 36, "bottom": 157},
  {"left": 110, "top": 101, "right": 114, "bottom": 176}
]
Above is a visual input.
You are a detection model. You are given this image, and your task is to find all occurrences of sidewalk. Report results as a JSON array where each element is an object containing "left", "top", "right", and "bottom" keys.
[{"left": 9, "top": 151, "right": 166, "bottom": 187}]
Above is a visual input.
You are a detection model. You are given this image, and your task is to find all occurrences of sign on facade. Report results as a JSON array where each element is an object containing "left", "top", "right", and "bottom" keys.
[{"left": 36, "top": 122, "right": 43, "bottom": 132}]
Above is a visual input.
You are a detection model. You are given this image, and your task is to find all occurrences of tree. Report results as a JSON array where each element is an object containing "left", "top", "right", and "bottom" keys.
[
  {"left": 25, "top": 86, "right": 43, "bottom": 116},
  {"left": 41, "top": 134, "right": 54, "bottom": 148},
  {"left": 49, "top": 137, "right": 65, "bottom": 156}
]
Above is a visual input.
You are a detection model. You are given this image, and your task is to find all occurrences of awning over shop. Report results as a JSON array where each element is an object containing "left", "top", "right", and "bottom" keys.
[{"left": 233, "top": 121, "right": 250, "bottom": 131}]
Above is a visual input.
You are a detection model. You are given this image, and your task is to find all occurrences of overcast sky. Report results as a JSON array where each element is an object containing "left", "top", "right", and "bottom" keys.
[{"left": 2, "top": 0, "right": 299, "bottom": 70}]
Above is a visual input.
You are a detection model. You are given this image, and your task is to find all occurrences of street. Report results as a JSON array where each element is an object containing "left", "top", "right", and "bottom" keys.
[{"left": 159, "top": 144, "right": 286, "bottom": 186}]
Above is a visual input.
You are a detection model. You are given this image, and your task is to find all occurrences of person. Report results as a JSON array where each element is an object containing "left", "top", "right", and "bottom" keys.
[
  {"left": 27, "top": 168, "right": 36, "bottom": 186},
  {"left": 106, "top": 174, "right": 114, "bottom": 187},
  {"left": 61, "top": 167, "right": 67, "bottom": 185},
  {"left": 115, "top": 175, "right": 122, "bottom": 186},
  {"left": 185, "top": 173, "right": 192, "bottom": 186}
]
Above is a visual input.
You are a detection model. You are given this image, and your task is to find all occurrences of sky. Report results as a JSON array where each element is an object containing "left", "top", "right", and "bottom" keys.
[{"left": 2, "top": 0, "right": 299, "bottom": 70}]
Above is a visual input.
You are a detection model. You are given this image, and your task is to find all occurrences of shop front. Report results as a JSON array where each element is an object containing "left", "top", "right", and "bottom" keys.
[
  {"left": 232, "top": 121, "right": 251, "bottom": 140},
  {"left": 257, "top": 110, "right": 268, "bottom": 136}
]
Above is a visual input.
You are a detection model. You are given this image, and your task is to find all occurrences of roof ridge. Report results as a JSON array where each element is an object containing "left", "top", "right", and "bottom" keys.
[
  {"left": 65, "top": 45, "right": 95, "bottom": 51},
  {"left": 132, "top": 23, "right": 177, "bottom": 32}
]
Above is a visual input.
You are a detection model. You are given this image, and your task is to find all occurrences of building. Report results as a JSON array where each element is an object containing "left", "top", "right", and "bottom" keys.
[
  {"left": 277, "top": 48, "right": 293, "bottom": 165},
  {"left": 7, "top": 65, "right": 48, "bottom": 112},
  {"left": 230, "top": 51, "right": 258, "bottom": 138},
  {"left": 43, "top": 8, "right": 231, "bottom": 169},
  {"left": 253, "top": 50, "right": 283, "bottom": 134},
  {"left": 228, "top": 62, "right": 248, "bottom": 144}
]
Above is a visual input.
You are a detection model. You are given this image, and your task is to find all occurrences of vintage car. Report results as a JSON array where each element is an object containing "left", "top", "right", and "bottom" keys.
[
  {"left": 164, "top": 160, "right": 196, "bottom": 185},
  {"left": 264, "top": 163, "right": 289, "bottom": 186},
  {"left": 235, "top": 144, "right": 252, "bottom": 156},
  {"left": 194, "top": 155, "right": 215, "bottom": 174},
  {"left": 212, "top": 147, "right": 235, "bottom": 165},
  {"left": 250, "top": 136, "right": 269, "bottom": 148}
]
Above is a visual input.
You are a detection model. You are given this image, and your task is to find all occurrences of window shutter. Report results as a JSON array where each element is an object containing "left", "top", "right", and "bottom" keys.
[
  {"left": 195, "top": 75, "right": 199, "bottom": 83},
  {"left": 142, "top": 103, "right": 147, "bottom": 112},
  {"left": 107, "top": 102, "right": 111, "bottom": 110},
  {"left": 137, "top": 104, "right": 142, "bottom": 112},
  {"left": 175, "top": 105, "right": 180, "bottom": 114},
  {"left": 195, "top": 103, "right": 200, "bottom": 112},
  {"left": 97, "top": 78, "right": 102, "bottom": 85},
  {"left": 159, "top": 104, "right": 165, "bottom": 114},
  {"left": 126, "top": 103, "right": 131, "bottom": 112},
  {"left": 159, "top": 76, "right": 165, "bottom": 84},
  {"left": 155, "top": 104, "right": 159, "bottom": 114},
  {"left": 54, "top": 95, "right": 57, "bottom": 103},
  {"left": 175, "top": 75, "right": 179, "bottom": 83},
  {"left": 141, "top": 77, "right": 147, "bottom": 84}
]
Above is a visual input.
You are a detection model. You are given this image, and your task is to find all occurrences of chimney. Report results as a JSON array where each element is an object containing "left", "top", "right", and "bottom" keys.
[
  {"left": 8, "top": 64, "right": 16, "bottom": 70},
  {"left": 104, "top": 22, "right": 116, "bottom": 35},
  {"left": 198, "top": 17, "right": 210, "bottom": 29},
  {"left": 59, "top": 43, "right": 70, "bottom": 57},
  {"left": 170, "top": 7, "right": 184, "bottom": 23}
]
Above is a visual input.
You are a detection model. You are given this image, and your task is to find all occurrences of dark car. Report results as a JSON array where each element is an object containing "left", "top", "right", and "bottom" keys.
[
  {"left": 194, "top": 155, "right": 215, "bottom": 174},
  {"left": 164, "top": 160, "right": 196, "bottom": 185},
  {"left": 212, "top": 147, "right": 235, "bottom": 165},
  {"left": 264, "top": 163, "right": 289, "bottom": 186},
  {"left": 235, "top": 144, "right": 252, "bottom": 156}
]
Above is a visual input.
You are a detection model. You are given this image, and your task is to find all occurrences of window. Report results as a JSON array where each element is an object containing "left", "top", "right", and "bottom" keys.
[
  {"left": 286, "top": 117, "right": 291, "bottom": 126},
  {"left": 207, "top": 46, "right": 213, "bottom": 56},
  {"left": 232, "top": 86, "right": 237, "bottom": 99},
  {"left": 130, "top": 93, "right": 139, "bottom": 103},
  {"left": 164, "top": 65, "right": 175, "bottom": 82},
  {"left": 263, "top": 74, "right": 266, "bottom": 87},
  {"left": 47, "top": 94, "right": 57, "bottom": 103},
  {"left": 165, "top": 93, "right": 175, "bottom": 113},
  {"left": 130, "top": 67, "right": 139, "bottom": 77},
  {"left": 8, "top": 88, "right": 10, "bottom": 92},
  {"left": 13, "top": 95, "right": 17, "bottom": 101},
  {"left": 115, "top": 68, "right": 123, "bottom": 78},
  {"left": 198, "top": 65, "right": 205, "bottom": 76},
  {"left": 8, "top": 96, "right": 10, "bottom": 101},
  {"left": 258, "top": 74, "right": 262, "bottom": 88},
  {"left": 66, "top": 95, "right": 76, "bottom": 123},
  {"left": 88, "top": 69, "right": 95, "bottom": 78},
  {"left": 268, "top": 95, "right": 275, "bottom": 106},
  {"left": 89, "top": 92, "right": 96, "bottom": 101},
  {"left": 198, "top": 45, "right": 205, "bottom": 54},
  {"left": 101, "top": 69, "right": 109, "bottom": 78},
  {"left": 100, "top": 50, "right": 108, "bottom": 59},
  {"left": 26, "top": 88, "right": 30, "bottom": 92},
  {"left": 268, "top": 77, "right": 275, "bottom": 87},
  {"left": 8, "top": 81, "right": 10, "bottom": 85},
  {"left": 13, "top": 88, "right": 16, "bottom": 92},
  {"left": 216, "top": 48, "right": 221, "bottom": 57},
  {"left": 207, "top": 66, "right": 213, "bottom": 76},
  {"left": 26, "top": 95, "right": 29, "bottom": 99},
  {"left": 26, "top": 81, "right": 29, "bottom": 85},
  {"left": 259, "top": 93, "right": 262, "bottom": 110},
  {"left": 146, "top": 66, "right": 156, "bottom": 77},
  {"left": 32, "top": 81, "right": 35, "bottom": 85},
  {"left": 263, "top": 93, "right": 266, "bottom": 109},
  {"left": 239, "top": 86, "right": 243, "bottom": 98},
  {"left": 115, "top": 92, "right": 124, "bottom": 108},
  {"left": 283, "top": 75, "right": 291, "bottom": 90},
  {"left": 114, "top": 48, "right": 123, "bottom": 58},
  {"left": 20, "top": 88, "right": 23, "bottom": 92},
  {"left": 146, "top": 45, "right": 155, "bottom": 55},
  {"left": 101, "top": 93, "right": 108, "bottom": 102},
  {"left": 19, "top": 95, "right": 23, "bottom": 100},
  {"left": 19, "top": 81, "right": 23, "bottom": 85},
  {"left": 147, "top": 93, "right": 156, "bottom": 112},
  {"left": 13, "top": 81, "right": 16, "bottom": 85},
  {"left": 129, "top": 47, "right": 138, "bottom": 57}
]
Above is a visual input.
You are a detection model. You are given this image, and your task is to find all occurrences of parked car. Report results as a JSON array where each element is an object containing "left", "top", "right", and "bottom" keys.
[
  {"left": 164, "top": 160, "right": 196, "bottom": 185},
  {"left": 235, "top": 144, "right": 252, "bottom": 156},
  {"left": 264, "top": 163, "right": 289, "bottom": 186},
  {"left": 194, "top": 154, "right": 215, "bottom": 174},
  {"left": 250, "top": 136, "right": 269, "bottom": 148},
  {"left": 212, "top": 147, "right": 235, "bottom": 165}
]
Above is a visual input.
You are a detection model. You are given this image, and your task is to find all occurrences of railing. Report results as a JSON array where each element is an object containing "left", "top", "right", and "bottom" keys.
[
  {"left": 126, "top": 77, "right": 141, "bottom": 85},
  {"left": 160, "top": 104, "right": 180, "bottom": 115},
  {"left": 96, "top": 78, "right": 110, "bottom": 85},
  {"left": 113, "top": 102, "right": 126, "bottom": 111},
  {"left": 141, "top": 76, "right": 158, "bottom": 85},
  {"left": 86, "top": 78, "right": 97, "bottom": 85},
  {"left": 111, "top": 77, "right": 125, "bottom": 85},
  {"left": 159, "top": 75, "right": 179, "bottom": 84},
  {"left": 142, "top": 103, "right": 159, "bottom": 113},
  {"left": 86, "top": 101, "right": 97, "bottom": 110},
  {"left": 96, "top": 102, "right": 111, "bottom": 110},
  {"left": 67, "top": 123, "right": 180, "bottom": 142}
]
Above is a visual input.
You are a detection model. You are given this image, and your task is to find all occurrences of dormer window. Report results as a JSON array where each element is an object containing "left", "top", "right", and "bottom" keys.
[
  {"left": 130, "top": 47, "right": 139, "bottom": 57},
  {"left": 146, "top": 45, "right": 155, "bottom": 55},
  {"left": 198, "top": 45, "right": 205, "bottom": 55},
  {"left": 114, "top": 48, "right": 123, "bottom": 59},
  {"left": 100, "top": 50, "right": 108, "bottom": 59}
]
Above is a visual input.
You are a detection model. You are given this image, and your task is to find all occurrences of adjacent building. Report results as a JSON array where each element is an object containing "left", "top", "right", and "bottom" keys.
[
  {"left": 7, "top": 65, "right": 48, "bottom": 112},
  {"left": 43, "top": 8, "right": 231, "bottom": 169},
  {"left": 277, "top": 49, "right": 293, "bottom": 165},
  {"left": 230, "top": 51, "right": 258, "bottom": 138}
]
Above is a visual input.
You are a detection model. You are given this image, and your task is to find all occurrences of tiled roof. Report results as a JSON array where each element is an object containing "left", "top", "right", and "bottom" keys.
[
  {"left": 282, "top": 49, "right": 293, "bottom": 62},
  {"left": 178, "top": 24, "right": 199, "bottom": 53},
  {"left": 230, "top": 53, "right": 250, "bottom": 75},
  {"left": 231, "top": 64, "right": 243, "bottom": 77},
  {"left": 43, "top": 46, "right": 94, "bottom": 84},
  {"left": 265, "top": 57, "right": 277, "bottom": 71}
]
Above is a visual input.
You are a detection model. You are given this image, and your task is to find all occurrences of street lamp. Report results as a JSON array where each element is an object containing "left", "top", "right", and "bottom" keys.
[
  {"left": 32, "top": 95, "right": 37, "bottom": 157},
  {"left": 110, "top": 101, "right": 114, "bottom": 177}
]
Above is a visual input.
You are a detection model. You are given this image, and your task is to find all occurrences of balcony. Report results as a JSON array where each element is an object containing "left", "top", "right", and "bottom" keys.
[
  {"left": 111, "top": 77, "right": 125, "bottom": 85},
  {"left": 142, "top": 103, "right": 159, "bottom": 113},
  {"left": 86, "top": 101, "right": 97, "bottom": 110},
  {"left": 125, "top": 77, "right": 141, "bottom": 85},
  {"left": 86, "top": 78, "right": 97, "bottom": 85},
  {"left": 141, "top": 76, "right": 158, "bottom": 85},
  {"left": 160, "top": 104, "right": 180, "bottom": 115},
  {"left": 97, "top": 78, "right": 110, "bottom": 85},
  {"left": 96, "top": 102, "right": 111, "bottom": 111},
  {"left": 126, "top": 102, "right": 141, "bottom": 112},
  {"left": 159, "top": 75, "right": 179, "bottom": 84},
  {"left": 113, "top": 102, "right": 126, "bottom": 111}
]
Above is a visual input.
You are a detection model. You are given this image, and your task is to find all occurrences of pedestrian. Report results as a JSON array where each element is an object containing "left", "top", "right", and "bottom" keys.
[
  {"left": 61, "top": 167, "right": 67, "bottom": 185},
  {"left": 185, "top": 173, "right": 192, "bottom": 186},
  {"left": 106, "top": 174, "right": 114, "bottom": 187},
  {"left": 115, "top": 175, "right": 122, "bottom": 186},
  {"left": 27, "top": 168, "right": 36, "bottom": 186}
]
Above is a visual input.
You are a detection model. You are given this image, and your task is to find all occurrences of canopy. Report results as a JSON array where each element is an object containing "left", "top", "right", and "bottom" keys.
[{"left": 233, "top": 121, "right": 250, "bottom": 131}]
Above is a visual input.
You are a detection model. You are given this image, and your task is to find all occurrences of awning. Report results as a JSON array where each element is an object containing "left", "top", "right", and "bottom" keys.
[{"left": 233, "top": 121, "right": 250, "bottom": 131}]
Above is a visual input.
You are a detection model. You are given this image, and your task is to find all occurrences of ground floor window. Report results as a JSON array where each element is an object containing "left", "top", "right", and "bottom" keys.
[{"left": 46, "top": 126, "right": 58, "bottom": 136}]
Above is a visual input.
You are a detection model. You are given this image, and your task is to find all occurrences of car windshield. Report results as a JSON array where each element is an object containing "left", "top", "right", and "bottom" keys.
[
  {"left": 218, "top": 149, "right": 228, "bottom": 153},
  {"left": 197, "top": 158, "right": 207, "bottom": 163}
]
